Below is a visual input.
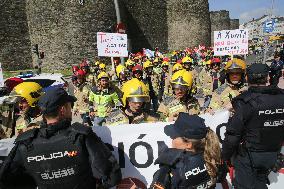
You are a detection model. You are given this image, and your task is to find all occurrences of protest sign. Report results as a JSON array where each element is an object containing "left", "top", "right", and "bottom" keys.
[
  {"left": 0, "top": 63, "right": 4, "bottom": 87},
  {"left": 97, "top": 32, "right": 128, "bottom": 57},
  {"left": 214, "top": 29, "right": 248, "bottom": 56}
]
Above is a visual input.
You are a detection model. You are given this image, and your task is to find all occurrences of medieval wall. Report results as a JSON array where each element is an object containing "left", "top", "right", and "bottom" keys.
[
  {"left": 122, "top": 0, "right": 168, "bottom": 52},
  {"left": 25, "top": 0, "right": 116, "bottom": 70},
  {"left": 0, "top": 0, "right": 32, "bottom": 70},
  {"left": 210, "top": 10, "right": 230, "bottom": 45},
  {"left": 230, "top": 19, "right": 240, "bottom": 30},
  {"left": 0, "top": 0, "right": 239, "bottom": 71},
  {"left": 167, "top": 0, "right": 211, "bottom": 50}
]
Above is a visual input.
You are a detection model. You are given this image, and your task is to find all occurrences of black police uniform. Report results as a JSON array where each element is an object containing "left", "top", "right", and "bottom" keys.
[
  {"left": 222, "top": 86, "right": 284, "bottom": 189},
  {"left": 150, "top": 113, "right": 216, "bottom": 189},
  {"left": 269, "top": 60, "right": 283, "bottom": 87},
  {"left": 0, "top": 88, "right": 122, "bottom": 189},
  {"left": 150, "top": 148, "right": 213, "bottom": 189}
]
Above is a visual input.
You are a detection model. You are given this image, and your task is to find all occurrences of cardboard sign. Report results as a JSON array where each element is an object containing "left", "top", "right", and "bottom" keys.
[
  {"left": 214, "top": 29, "right": 248, "bottom": 56},
  {"left": 0, "top": 63, "right": 4, "bottom": 87},
  {"left": 97, "top": 32, "right": 128, "bottom": 57}
]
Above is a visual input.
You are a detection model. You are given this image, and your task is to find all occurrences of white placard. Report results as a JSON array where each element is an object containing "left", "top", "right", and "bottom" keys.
[
  {"left": 97, "top": 32, "right": 128, "bottom": 57},
  {"left": 214, "top": 29, "right": 248, "bottom": 56},
  {"left": 0, "top": 63, "right": 4, "bottom": 87}
]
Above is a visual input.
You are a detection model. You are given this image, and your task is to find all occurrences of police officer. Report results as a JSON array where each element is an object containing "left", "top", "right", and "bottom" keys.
[
  {"left": 0, "top": 88, "right": 122, "bottom": 188},
  {"left": 269, "top": 52, "right": 283, "bottom": 87},
  {"left": 150, "top": 113, "right": 221, "bottom": 189},
  {"left": 222, "top": 64, "right": 284, "bottom": 189}
]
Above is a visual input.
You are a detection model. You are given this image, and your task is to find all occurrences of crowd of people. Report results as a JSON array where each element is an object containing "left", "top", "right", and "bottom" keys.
[{"left": 0, "top": 44, "right": 283, "bottom": 189}]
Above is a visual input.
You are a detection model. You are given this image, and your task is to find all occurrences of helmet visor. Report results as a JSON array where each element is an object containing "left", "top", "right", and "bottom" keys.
[{"left": 127, "top": 96, "right": 150, "bottom": 103}]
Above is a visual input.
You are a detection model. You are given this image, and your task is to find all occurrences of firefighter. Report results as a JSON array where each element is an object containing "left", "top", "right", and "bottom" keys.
[
  {"left": 143, "top": 60, "right": 159, "bottom": 112},
  {"left": 207, "top": 58, "right": 247, "bottom": 112},
  {"left": 125, "top": 59, "right": 135, "bottom": 79},
  {"left": 158, "top": 61, "right": 171, "bottom": 101},
  {"left": 12, "top": 82, "right": 43, "bottom": 136},
  {"left": 104, "top": 78, "right": 159, "bottom": 126},
  {"left": 113, "top": 64, "right": 129, "bottom": 99},
  {"left": 158, "top": 70, "right": 200, "bottom": 121},
  {"left": 172, "top": 63, "right": 183, "bottom": 73},
  {"left": 89, "top": 72, "right": 120, "bottom": 126},
  {"left": 73, "top": 70, "right": 92, "bottom": 126},
  {"left": 132, "top": 64, "right": 144, "bottom": 81}
]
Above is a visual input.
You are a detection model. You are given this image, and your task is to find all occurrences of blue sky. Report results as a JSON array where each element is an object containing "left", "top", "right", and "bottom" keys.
[{"left": 209, "top": 0, "right": 284, "bottom": 23}]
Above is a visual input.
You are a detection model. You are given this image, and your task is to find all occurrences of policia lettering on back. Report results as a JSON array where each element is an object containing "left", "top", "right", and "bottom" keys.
[
  {"left": 222, "top": 63, "right": 284, "bottom": 189},
  {"left": 0, "top": 88, "right": 122, "bottom": 189}
]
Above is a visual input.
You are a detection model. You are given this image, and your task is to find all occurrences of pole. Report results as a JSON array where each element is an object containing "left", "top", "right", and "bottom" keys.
[
  {"left": 114, "top": 0, "right": 125, "bottom": 65},
  {"left": 114, "top": 0, "right": 121, "bottom": 23},
  {"left": 263, "top": 0, "right": 275, "bottom": 64}
]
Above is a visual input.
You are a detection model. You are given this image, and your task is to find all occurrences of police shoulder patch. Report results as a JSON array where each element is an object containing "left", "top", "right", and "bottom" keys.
[
  {"left": 155, "top": 148, "right": 184, "bottom": 166},
  {"left": 233, "top": 90, "right": 255, "bottom": 103},
  {"left": 70, "top": 122, "right": 92, "bottom": 135},
  {"left": 15, "top": 128, "right": 39, "bottom": 143}
]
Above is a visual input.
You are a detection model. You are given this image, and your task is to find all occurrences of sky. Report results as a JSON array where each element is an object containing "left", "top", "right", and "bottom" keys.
[{"left": 209, "top": 0, "right": 284, "bottom": 24}]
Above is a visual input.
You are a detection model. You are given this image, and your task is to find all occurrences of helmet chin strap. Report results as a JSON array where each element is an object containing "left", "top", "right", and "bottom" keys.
[
  {"left": 231, "top": 80, "right": 239, "bottom": 85},
  {"left": 126, "top": 107, "right": 143, "bottom": 117}
]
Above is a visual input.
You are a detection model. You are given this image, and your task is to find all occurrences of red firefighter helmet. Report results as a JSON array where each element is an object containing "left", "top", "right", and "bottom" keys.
[
  {"left": 76, "top": 70, "right": 86, "bottom": 77},
  {"left": 132, "top": 64, "right": 143, "bottom": 72},
  {"left": 72, "top": 65, "right": 79, "bottom": 73},
  {"left": 4, "top": 77, "right": 24, "bottom": 92}
]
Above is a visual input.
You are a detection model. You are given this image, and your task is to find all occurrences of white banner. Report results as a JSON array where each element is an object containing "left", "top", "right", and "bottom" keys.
[
  {"left": 97, "top": 32, "right": 128, "bottom": 57},
  {"left": 92, "top": 110, "right": 231, "bottom": 188},
  {"left": 214, "top": 29, "right": 248, "bottom": 56}
]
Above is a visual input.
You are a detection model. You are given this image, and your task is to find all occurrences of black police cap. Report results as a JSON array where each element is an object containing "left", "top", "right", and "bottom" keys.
[
  {"left": 247, "top": 63, "right": 269, "bottom": 76},
  {"left": 164, "top": 113, "right": 207, "bottom": 140},
  {"left": 38, "top": 87, "right": 76, "bottom": 114}
]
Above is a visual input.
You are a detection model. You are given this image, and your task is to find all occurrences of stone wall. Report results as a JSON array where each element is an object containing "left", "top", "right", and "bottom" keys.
[
  {"left": 210, "top": 10, "right": 230, "bottom": 45},
  {"left": 123, "top": 0, "right": 168, "bottom": 52},
  {"left": 1, "top": 0, "right": 237, "bottom": 70},
  {"left": 230, "top": 19, "right": 240, "bottom": 30},
  {"left": 0, "top": 0, "right": 32, "bottom": 70},
  {"left": 26, "top": 0, "right": 116, "bottom": 70},
  {"left": 167, "top": 0, "right": 211, "bottom": 50}
]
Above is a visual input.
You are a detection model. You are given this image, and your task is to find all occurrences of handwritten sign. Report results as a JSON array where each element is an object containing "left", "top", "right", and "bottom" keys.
[
  {"left": 97, "top": 32, "right": 128, "bottom": 57},
  {"left": 0, "top": 63, "right": 4, "bottom": 87},
  {"left": 214, "top": 29, "right": 248, "bottom": 56}
]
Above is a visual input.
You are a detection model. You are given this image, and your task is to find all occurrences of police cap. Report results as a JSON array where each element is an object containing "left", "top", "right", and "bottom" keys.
[
  {"left": 246, "top": 63, "right": 269, "bottom": 76},
  {"left": 39, "top": 88, "right": 77, "bottom": 114},
  {"left": 164, "top": 113, "right": 207, "bottom": 140}
]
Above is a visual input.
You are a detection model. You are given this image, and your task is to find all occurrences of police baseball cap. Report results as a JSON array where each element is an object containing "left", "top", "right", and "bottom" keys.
[
  {"left": 38, "top": 87, "right": 77, "bottom": 114},
  {"left": 247, "top": 63, "right": 269, "bottom": 76},
  {"left": 164, "top": 113, "right": 207, "bottom": 140}
]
